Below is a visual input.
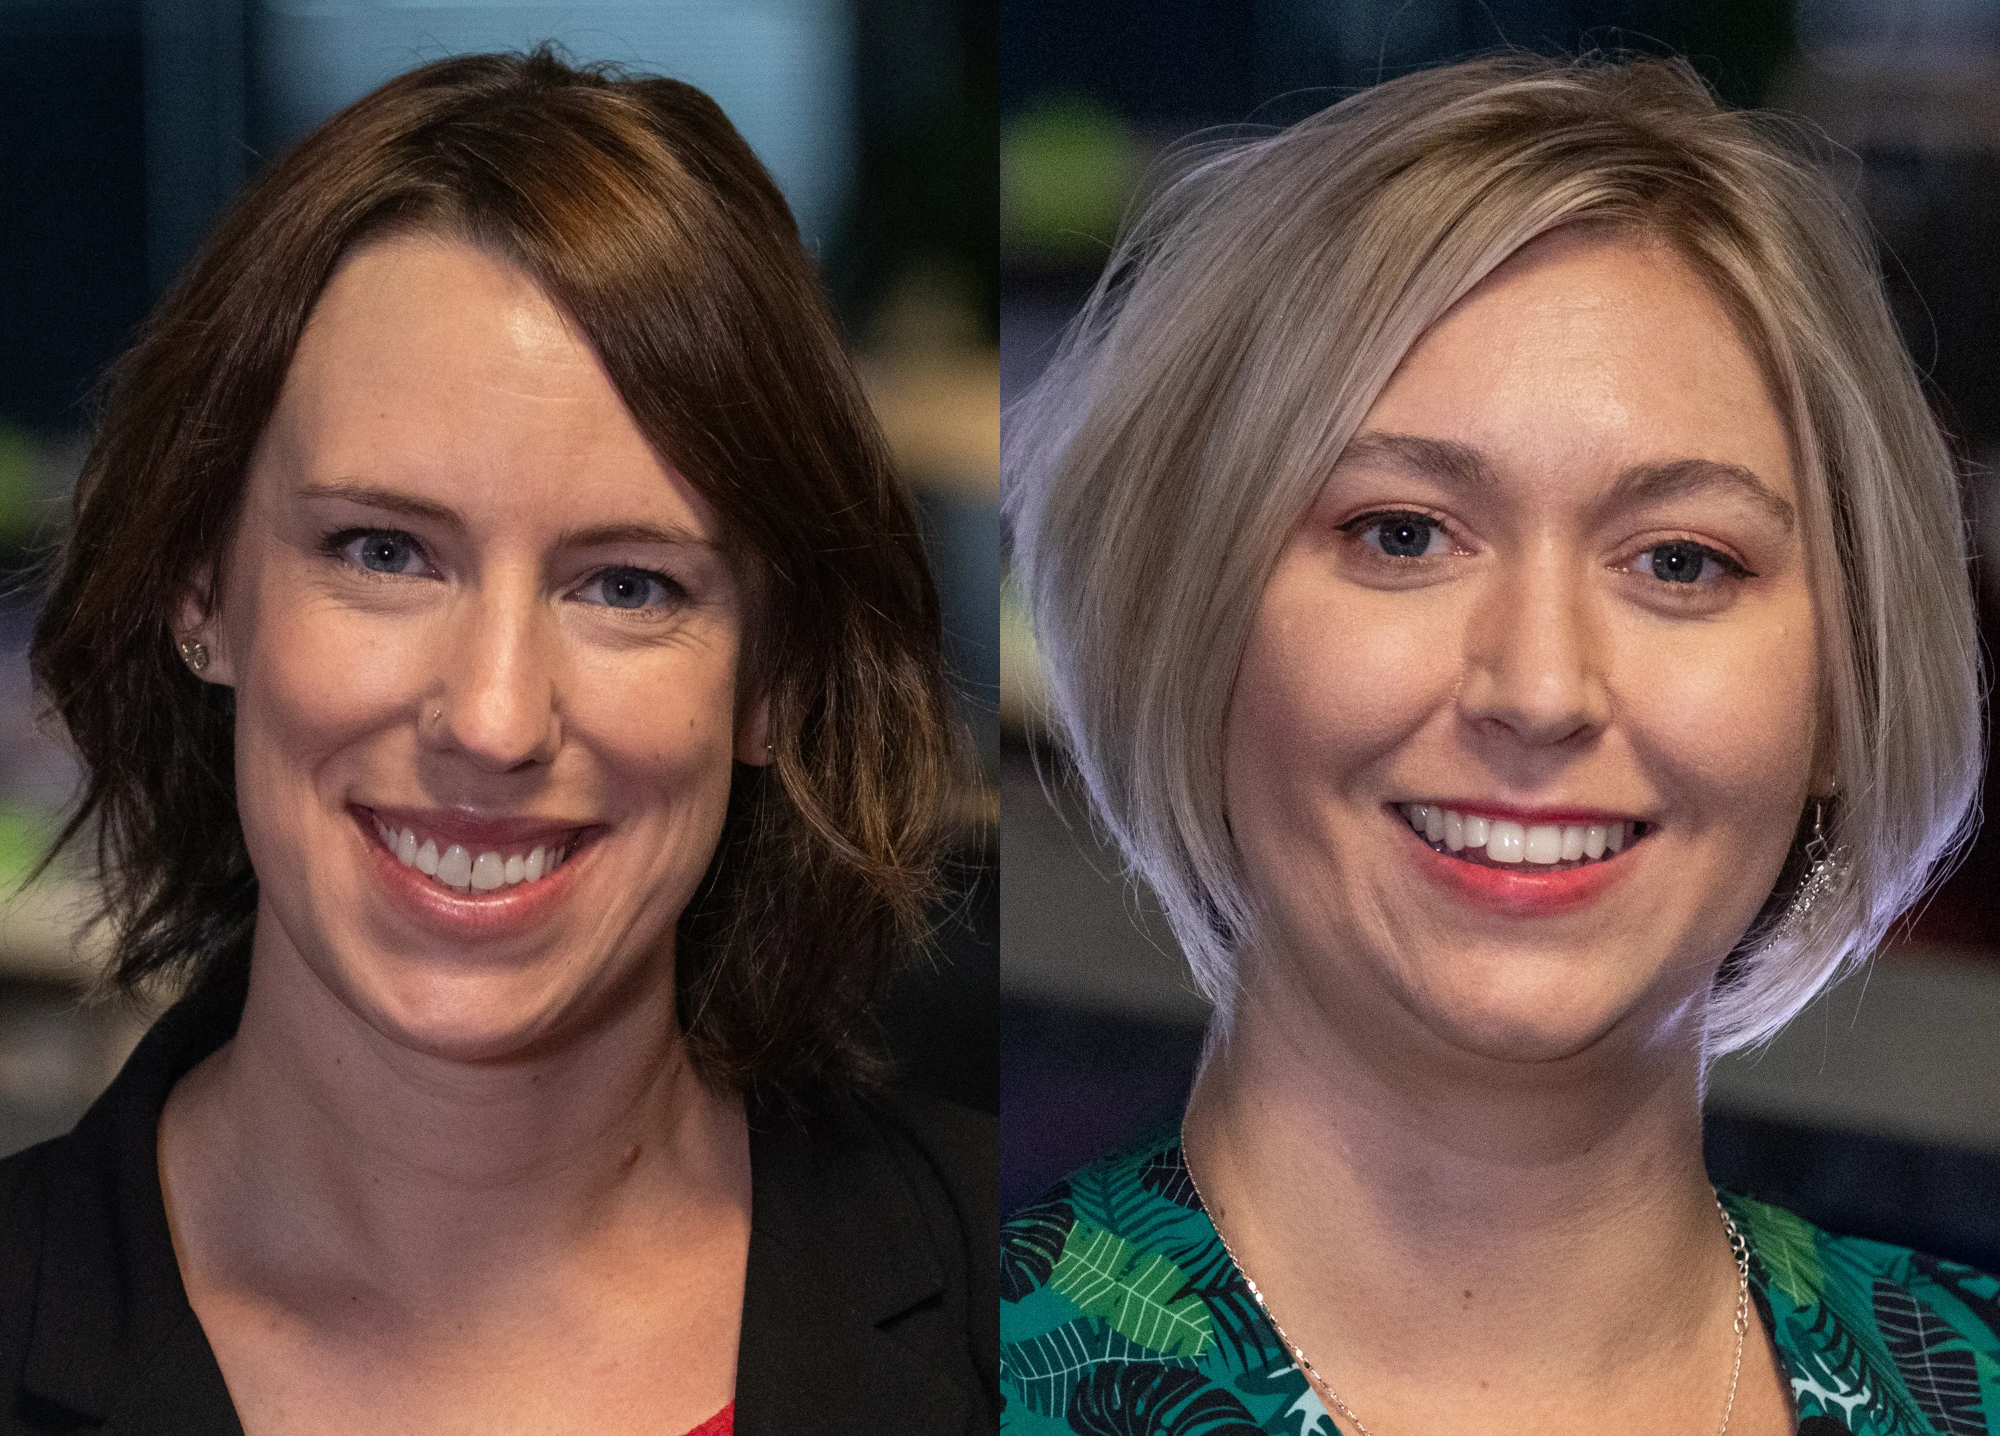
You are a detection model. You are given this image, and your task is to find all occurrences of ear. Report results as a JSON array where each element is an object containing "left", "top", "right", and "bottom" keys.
[
  {"left": 734, "top": 691, "right": 772, "bottom": 766},
  {"left": 173, "top": 570, "right": 235, "bottom": 687}
]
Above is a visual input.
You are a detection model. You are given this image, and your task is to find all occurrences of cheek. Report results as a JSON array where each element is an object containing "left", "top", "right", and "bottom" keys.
[
  {"left": 1614, "top": 602, "right": 1818, "bottom": 827},
  {"left": 564, "top": 642, "right": 743, "bottom": 808},
  {"left": 1227, "top": 553, "right": 1458, "bottom": 820},
  {"left": 229, "top": 588, "right": 404, "bottom": 797}
]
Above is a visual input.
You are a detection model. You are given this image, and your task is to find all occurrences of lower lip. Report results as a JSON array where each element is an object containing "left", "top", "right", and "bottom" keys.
[
  {"left": 1398, "top": 811, "right": 1635, "bottom": 916},
  {"left": 351, "top": 809, "right": 590, "bottom": 940}
]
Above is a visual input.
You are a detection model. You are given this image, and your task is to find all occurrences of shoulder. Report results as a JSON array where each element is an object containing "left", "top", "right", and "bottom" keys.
[
  {"left": 750, "top": 1086, "right": 995, "bottom": 1255},
  {"left": 821, "top": 1087, "right": 998, "bottom": 1304},
  {"left": 1001, "top": 1124, "right": 1204, "bottom": 1300},
  {"left": 0, "top": 1130, "right": 63, "bottom": 1245},
  {"left": 1724, "top": 1191, "right": 2000, "bottom": 1434},
  {"left": 0, "top": 1124, "right": 133, "bottom": 1425},
  {"left": 999, "top": 1127, "right": 1314, "bottom": 1435},
  {"left": 739, "top": 1087, "right": 998, "bottom": 1429},
  {"left": 0, "top": 980, "right": 247, "bottom": 1430},
  {"left": 857, "top": 1088, "right": 999, "bottom": 1230},
  {"left": 0, "top": 1135, "right": 66, "bottom": 1369}
]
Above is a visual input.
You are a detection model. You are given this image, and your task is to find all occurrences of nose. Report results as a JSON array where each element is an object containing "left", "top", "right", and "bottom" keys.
[
  {"left": 1456, "top": 555, "right": 1610, "bottom": 750},
  {"left": 423, "top": 578, "right": 562, "bottom": 771}
]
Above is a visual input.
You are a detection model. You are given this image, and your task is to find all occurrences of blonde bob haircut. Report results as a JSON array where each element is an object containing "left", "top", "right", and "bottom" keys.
[{"left": 1006, "top": 54, "right": 1982, "bottom": 1056}]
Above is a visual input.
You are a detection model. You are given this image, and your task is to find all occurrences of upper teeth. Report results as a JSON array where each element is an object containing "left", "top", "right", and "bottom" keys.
[
  {"left": 373, "top": 817, "right": 567, "bottom": 892},
  {"left": 1400, "top": 804, "right": 1633, "bottom": 864}
]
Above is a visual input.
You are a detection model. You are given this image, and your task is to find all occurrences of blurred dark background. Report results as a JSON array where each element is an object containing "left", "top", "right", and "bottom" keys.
[
  {"left": 0, "top": 0, "right": 998, "bottom": 1151},
  {"left": 1000, "top": 0, "right": 2000, "bottom": 1271}
]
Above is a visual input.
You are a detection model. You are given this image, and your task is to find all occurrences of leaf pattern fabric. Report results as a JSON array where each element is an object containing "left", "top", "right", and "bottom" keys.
[{"left": 999, "top": 1126, "right": 2000, "bottom": 1434}]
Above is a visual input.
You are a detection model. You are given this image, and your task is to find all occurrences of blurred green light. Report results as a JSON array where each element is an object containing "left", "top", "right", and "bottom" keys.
[
  {"left": 1001, "top": 95, "right": 1140, "bottom": 262},
  {"left": 0, "top": 802, "right": 57, "bottom": 892},
  {"left": 0, "top": 425, "right": 37, "bottom": 543}
]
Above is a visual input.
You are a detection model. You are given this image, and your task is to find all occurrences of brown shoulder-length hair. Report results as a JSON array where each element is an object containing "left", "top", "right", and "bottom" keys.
[{"left": 31, "top": 46, "right": 961, "bottom": 1096}]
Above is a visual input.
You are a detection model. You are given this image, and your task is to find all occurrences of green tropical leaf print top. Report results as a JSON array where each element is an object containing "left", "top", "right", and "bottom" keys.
[{"left": 999, "top": 1126, "right": 2000, "bottom": 1435}]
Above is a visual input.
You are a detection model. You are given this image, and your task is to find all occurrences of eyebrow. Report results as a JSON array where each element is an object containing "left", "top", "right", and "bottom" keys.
[
  {"left": 1605, "top": 457, "right": 1795, "bottom": 531},
  {"left": 298, "top": 483, "right": 716, "bottom": 550},
  {"left": 299, "top": 482, "right": 462, "bottom": 529},
  {"left": 1335, "top": 432, "right": 1493, "bottom": 493},
  {"left": 555, "top": 521, "right": 717, "bottom": 551},
  {"left": 1334, "top": 432, "right": 1795, "bottom": 531}
]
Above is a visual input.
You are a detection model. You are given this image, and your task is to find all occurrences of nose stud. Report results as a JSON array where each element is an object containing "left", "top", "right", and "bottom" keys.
[{"left": 177, "top": 640, "right": 208, "bottom": 674}]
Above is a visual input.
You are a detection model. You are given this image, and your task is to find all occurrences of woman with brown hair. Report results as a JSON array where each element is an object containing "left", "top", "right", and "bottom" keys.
[{"left": 0, "top": 49, "right": 994, "bottom": 1435}]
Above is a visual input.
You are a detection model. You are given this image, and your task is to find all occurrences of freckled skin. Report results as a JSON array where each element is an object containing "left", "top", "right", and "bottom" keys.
[{"left": 1224, "top": 229, "right": 1817, "bottom": 1066}]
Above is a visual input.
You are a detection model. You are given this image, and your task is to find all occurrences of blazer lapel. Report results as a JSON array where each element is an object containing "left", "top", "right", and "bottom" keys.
[
  {"left": 101, "top": 1309, "right": 242, "bottom": 1436},
  {"left": 22, "top": 989, "right": 976, "bottom": 1435},
  {"left": 733, "top": 1094, "right": 973, "bottom": 1436},
  {"left": 21, "top": 982, "right": 246, "bottom": 1435}
]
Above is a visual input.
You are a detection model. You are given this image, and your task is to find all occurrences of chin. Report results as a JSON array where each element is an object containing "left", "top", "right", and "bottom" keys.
[
  {"left": 326, "top": 950, "right": 619, "bottom": 1063},
  {"left": 1398, "top": 961, "right": 1652, "bottom": 1067},
  {"left": 1429, "top": 1007, "right": 1622, "bottom": 1065}
]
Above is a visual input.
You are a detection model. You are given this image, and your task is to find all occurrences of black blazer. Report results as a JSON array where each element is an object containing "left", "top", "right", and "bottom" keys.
[{"left": 0, "top": 979, "right": 998, "bottom": 1434}]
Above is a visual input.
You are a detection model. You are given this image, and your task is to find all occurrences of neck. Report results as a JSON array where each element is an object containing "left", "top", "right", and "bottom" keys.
[
  {"left": 1182, "top": 945, "right": 1749, "bottom": 1426},
  {"left": 159, "top": 914, "right": 749, "bottom": 1308}
]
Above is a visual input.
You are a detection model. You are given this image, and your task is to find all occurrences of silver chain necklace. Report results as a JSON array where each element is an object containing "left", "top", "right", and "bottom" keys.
[{"left": 1182, "top": 1154, "right": 1754, "bottom": 1436}]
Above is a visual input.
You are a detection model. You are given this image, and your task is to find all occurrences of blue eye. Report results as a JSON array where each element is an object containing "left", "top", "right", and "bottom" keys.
[
  {"left": 581, "top": 567, "right": 678, "bottom": 611},
  {"left": 338, "top": 530, "right": 425, "bottom": 575},
  {"left": 1646, "top": 541, "right": 1729, "bottom": 584},
  {"left": 1359, "top": 512, "right": 1444, "bottom": 559}
]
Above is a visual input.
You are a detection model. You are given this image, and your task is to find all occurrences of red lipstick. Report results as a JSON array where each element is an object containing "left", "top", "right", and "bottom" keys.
[
  {"left": 1395, "top": 806, "right": 1640, "bottom": 916},
  {"left": 349, "top": 806, "right": 599, "bottom": 941}
]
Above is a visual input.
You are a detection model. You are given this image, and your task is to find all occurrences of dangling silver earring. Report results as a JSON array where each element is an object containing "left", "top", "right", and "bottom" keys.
[
  {"left": 1781, "top": 797, "right": 1847, "bottom": 933},
  {"left": 177, "top": 639, "right": 208, "bottom": 674}
]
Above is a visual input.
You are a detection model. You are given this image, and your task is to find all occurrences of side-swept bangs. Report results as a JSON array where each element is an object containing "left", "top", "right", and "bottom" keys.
[
  {"left": 34, "top": 47, "right": 961, "bottom": 1094},
  {"left": 1006, "top": 54, "right": 1980, "bottom": 1054}
]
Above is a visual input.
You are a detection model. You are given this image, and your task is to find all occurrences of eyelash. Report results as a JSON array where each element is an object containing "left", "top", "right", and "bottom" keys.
[
  {"left": 1335, "top": 512, "right": 1757, "bottom": 587},
  {"left": 1337, "top": 510, "right": 1458, "bottom": 560},
  {"left": 323, "top": 527, "right": 432, "bottom": 577},
  {"left": 320, "top": 528, "right": 689, "bottom": 612},
  {"left": 575, "top": 566, "right": 689, "bottom": 614},
  {"left": 1631, "top": 539, "right": 1755, "bottom": 587}
]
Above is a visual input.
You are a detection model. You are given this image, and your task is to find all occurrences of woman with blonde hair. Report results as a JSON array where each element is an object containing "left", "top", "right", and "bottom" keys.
[{"left": 1002, "top": 55, "right": 1995, "bottom": 1435}]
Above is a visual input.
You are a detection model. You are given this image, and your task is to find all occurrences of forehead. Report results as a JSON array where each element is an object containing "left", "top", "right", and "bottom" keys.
[
  {"left": 252, "top": 233, "right": 716, "bottom": 535},
  {"left": 1361, "top": 227, "right": 1796, "bottom": 503}
]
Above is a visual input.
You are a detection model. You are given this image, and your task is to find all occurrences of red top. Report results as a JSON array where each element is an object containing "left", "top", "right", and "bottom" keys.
[{"left": 683, "top": 1404, "right": 733, "bottom": 1436}]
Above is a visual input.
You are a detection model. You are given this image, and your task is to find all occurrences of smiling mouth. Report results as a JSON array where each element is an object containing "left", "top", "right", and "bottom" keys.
[
  {"left": 1399, "top": 803, "right": 1649, "bottom": 872},
  {"left": 366, "top": 814, "right": 587, "bottom": 894}
]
